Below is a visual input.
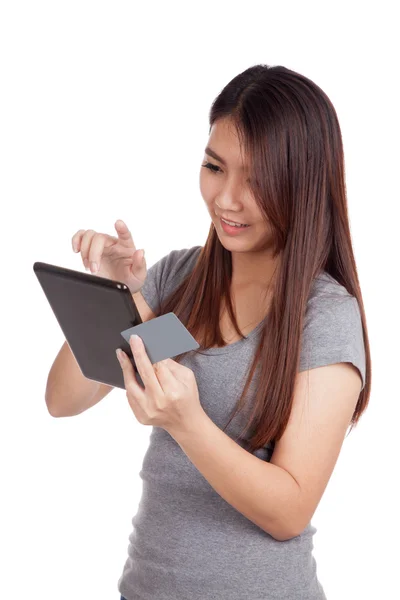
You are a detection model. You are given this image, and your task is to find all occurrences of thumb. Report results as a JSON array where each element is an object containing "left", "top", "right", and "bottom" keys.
[
  {"left": 136, "top": 248, "right": 146, "bottom": 265},
  {"left": 131, "top": 249, "right": 147, "bottom": 278}
]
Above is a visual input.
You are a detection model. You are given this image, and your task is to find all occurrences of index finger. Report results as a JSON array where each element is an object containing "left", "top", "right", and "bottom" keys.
[{"left": 114, "top": 220, "right": 136, "bottom": 249}]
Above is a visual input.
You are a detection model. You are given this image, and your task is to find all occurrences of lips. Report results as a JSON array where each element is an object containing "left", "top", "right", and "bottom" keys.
[{"left": 220, "top": 216, "right": 248, "bottom": 226}]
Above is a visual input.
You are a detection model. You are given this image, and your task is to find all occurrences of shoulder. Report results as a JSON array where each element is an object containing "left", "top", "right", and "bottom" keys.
[
  {"left": 148, "top": 245, "right": 202, "bottom": 287},
  {"left": 141, "top": 245, "right": 202, "bottom": 313},
  {"left": 305, "top": 271, "right": 362, "bottom": 326},
  {"left": 299, "top": 271, "right": 366, "bottom": 390},
  {"left": 164, "top": 245, "right": 202, "bottom": 280}
]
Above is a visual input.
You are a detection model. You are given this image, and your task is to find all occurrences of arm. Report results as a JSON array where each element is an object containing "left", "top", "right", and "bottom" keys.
[
  {"left": 169, "top": 411, "right": 301, "bottom": 542},
  {"left": 169, "top": 361, "right": 362, "bottom": 541}
]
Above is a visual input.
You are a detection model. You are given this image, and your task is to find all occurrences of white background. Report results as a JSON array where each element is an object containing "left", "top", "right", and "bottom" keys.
[{"left": 1, "top": 1, "right": 398, "bottom": 599}]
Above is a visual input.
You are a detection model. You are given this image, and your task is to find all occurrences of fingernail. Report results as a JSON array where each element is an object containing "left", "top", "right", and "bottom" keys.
[
  {"left": 116, "top": 349, "right": 124, "bottom": 362},
  {"left": 130, "top": 334, "right": 140, "bottom": 346},
  {"left": 91, "top": 262, "right": 98, "bottom": 273}
]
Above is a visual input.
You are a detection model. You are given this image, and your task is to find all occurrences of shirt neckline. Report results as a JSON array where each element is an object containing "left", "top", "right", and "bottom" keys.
[
  {"left": 199, "top": 313, "right": 269, "bottom": 355},
  {"left": 196, "top": 271, "right": 329, "bottom": 356},
  {"left": 189, "top": 266, "right": 332, "bottom": 356}
]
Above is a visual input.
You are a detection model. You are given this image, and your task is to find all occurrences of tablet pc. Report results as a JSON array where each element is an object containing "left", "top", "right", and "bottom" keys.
[
  {"left": 34, "top": 261, "right": 143, "bottom": 389},
  {"left": 33, "top": 262, "right": 200, "bottom": 390}
]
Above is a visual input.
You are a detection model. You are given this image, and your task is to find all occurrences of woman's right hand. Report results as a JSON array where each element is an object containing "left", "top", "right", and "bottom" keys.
[{"left": 71, "top": 219, "right": 147, "bottom": 294}]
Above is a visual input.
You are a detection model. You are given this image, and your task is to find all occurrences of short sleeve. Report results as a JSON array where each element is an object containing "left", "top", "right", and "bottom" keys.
[
  {"left": 299, "top": 293, "right": 366, "bottom": 391},
  {"left": 140, "top": 246, "right": 202, "bottom": 314}
]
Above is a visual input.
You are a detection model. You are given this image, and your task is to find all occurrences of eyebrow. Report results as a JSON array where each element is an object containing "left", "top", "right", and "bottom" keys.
[{"left": 204, "top": 146, "right": 248, "bottom": 170}]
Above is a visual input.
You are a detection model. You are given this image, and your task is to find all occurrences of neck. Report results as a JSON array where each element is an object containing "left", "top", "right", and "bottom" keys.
[{"left": 230, "top": 249, "right": 280, "bottom": 289}]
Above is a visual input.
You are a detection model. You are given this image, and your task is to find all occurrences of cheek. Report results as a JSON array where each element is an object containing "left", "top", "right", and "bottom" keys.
[{"left": 199, "top": 172, "right": 216, "bottom": 204}]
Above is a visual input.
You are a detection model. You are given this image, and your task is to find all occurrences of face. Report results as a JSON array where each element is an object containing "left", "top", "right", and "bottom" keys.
[{"left": 199, "top": 117, "right": 269, "bottom": 250}]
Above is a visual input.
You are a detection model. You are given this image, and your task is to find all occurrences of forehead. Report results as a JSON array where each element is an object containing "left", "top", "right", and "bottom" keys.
[{"left": 206, "top": 119, "right": 249, "bottom": 170}]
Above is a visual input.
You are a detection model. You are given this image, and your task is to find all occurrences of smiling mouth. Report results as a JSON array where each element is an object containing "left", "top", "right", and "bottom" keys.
[
  {"left": 220, "top": 217, "right": 249, "bottom": 228},
  {"left": 217, "top": 212, "right": 249, "bottom": 226}
]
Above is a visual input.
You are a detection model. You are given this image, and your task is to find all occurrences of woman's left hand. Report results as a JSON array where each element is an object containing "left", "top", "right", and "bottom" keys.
[{"left": 116, "top": 334, "right": 204, "bottom": 436}]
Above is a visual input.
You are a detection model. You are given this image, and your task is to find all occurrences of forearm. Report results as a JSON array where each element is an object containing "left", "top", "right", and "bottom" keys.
[{"left": 167, "top": 412, "right": 301, "bottom": 541}]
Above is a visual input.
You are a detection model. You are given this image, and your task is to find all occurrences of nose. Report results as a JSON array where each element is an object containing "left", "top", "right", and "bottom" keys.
[
  {"left": 215, "top": 195, "right": 245, "bottom": 216},
  {"left": 214, "top": 173, "right": 248, "bottom": 209}
]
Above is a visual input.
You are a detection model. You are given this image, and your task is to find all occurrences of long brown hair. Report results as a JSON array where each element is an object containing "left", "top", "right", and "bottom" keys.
[{"left": 153, "top": 64, "right": 371, "bottom": 454}]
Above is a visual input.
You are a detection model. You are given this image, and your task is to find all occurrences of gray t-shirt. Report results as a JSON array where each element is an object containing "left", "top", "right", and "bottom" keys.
[{"left": 118, "top": 245, "right": 366, "bottom": 600}]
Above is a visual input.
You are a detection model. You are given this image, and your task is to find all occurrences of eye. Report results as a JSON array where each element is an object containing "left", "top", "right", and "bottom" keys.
[
  {"left": 202, "top": 161, "right": 254, "bottom": 185},
  {"left": 202, "top": 161, "right": 222, "bottom": 174}
]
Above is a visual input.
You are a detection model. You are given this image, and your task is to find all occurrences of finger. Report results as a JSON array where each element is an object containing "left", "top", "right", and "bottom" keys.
[
  {"left": 116, "top": 349, "right": 145, "bottom": 399},
  {"left": 80, "top": 230, "right": 96, "bottom": 271},
  {"left": 135, "top": 248, "right": 146, "bottom": 267},
  {"left": 159, "top": 357, "right": 178, "bottom": 369},
  {"left": 71, "top": 229, "right": 86, "bottom": 253},
  {"left": 153, "top": 360, "right": 177, "bottom": 390},
  {"left": 87, "top": 233, "right": 107, "bottom": 274},
  {"left": 130, "top": 335, "right": 162, "bottom": 392},
  {"left": 158, "top": 358, "right": 185, "bottom": 378},
  {"left": 115, "top": 219, "right": 136, "bottom": 249}
]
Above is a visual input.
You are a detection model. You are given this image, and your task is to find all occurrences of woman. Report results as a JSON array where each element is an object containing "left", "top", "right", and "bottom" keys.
[{"left": 72, "top": 63, "right": 370, "bottom": 599}]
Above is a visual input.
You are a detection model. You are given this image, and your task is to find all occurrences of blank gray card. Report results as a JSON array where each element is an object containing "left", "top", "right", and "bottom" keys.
[{"left": 120, "top": 312, "right": 200, "bottom": 364}]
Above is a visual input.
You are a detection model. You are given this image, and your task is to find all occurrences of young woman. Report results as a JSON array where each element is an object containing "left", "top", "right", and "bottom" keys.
[{"left": 63, "top": 64, "right": 370, "bottom": 599}]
